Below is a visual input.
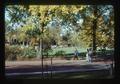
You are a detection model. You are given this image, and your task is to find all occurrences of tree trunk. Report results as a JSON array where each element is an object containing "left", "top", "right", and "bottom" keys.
[
  {"left": 37, "top": 38, "right": 42, "bottom": 59},
  {"left": 92, "top": 5, "right": 97, "bottom": 57},
  {"left": 41, "top": 23, "right": 44, "bottom": 78},
  {"left": 93, "top": 19, "right": 97, "bottom": 54},
  {"left": 22, "top": 41, "right": 25, "bottom": 46}
]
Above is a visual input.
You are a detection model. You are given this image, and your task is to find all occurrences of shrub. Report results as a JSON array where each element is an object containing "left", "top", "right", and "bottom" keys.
[
  {"left": 5, "top": 45, "right": 22, "bottom": 60},
  {"left": 55, "top": 50, "right": 66, "bottom": 57},
  {"left": 43, "top": 49, "right": 53, "bottom": 58},
  {"left": 5, "top": 45, "right": 37, "bottom": 60},
  {"left": 22, "top": 47, "right": 37, "bottom": 59}
]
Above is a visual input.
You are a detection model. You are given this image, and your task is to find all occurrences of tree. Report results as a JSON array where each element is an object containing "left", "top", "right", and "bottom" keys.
[
  {"left": 79, "top": 5, "right": 114, "bottom": 50},
  {"left": 5, "top": 5, "right": 30, "bottom": 45},
  {"left": 5, "top": 5, "right": 114, "bottom": 58},
  {"left": 5, "top": 5, "right": 29, "bottom": 26}
]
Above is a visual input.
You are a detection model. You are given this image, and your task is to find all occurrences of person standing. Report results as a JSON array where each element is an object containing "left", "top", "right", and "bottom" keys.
[
  {"left": 86, "top": 49, "right": 89, "bottom": 62},
  {"left": 88, "top": 48, "right": 93, "bottom": 63},
  {"left": 86, "top": 48, "right": 92, "bottom": 63}
]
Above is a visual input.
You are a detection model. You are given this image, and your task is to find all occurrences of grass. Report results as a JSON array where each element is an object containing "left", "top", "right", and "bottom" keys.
[
  {"left": 52, "top": 47, "right": 87, "bottom": 54},
  {"left": 44, "top": 46, "right": 114, "bottom": 59},
  {"left": 5, "top": 45, "right": 114, "bottom": 61},
  {"left": 45, "top": 47, "right": 87, "bottom": 56},
  {"left": 48, "top": 46, "right": 113, "bottom": 54}
]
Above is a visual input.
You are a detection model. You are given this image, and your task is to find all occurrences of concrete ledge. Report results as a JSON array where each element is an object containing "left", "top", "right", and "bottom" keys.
[{"left": 6, "top": 66, "right": 110, "bottom": 76}]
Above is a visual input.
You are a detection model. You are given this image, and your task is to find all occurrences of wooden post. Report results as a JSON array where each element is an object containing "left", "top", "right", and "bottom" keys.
[
  {"left": 110, "top": 62, "right": 114, "bottom": 77},
  {"left": 50, "top": 57, "right": 52, "bottom": 79}
]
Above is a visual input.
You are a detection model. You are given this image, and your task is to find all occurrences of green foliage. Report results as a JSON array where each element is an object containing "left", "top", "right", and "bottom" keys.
[
  {"left": 25, "top": 27, "right": 41, "bottom": 38},
  {"left": 54, "top": 50, "right": 66, "bottom": 57},
  {"left": 79, "top": 5, "right": 114, "bottom": 48},
  {"left": 22, "top": 47, "right": 37, "bottom": 58},
  {"left": 5, "top": 5, "right": 29, "bottom": 26},
  {"left": 5, "top": 5, "right": 114, "bottom": 58},
  {"left": 5, "top": 45, "right": 37, "bottom": 60},
  {"left": 43, "top": 48, "right": 53, "bottom": 57},
  {"left": 5, "top": 45, "right": 22, "bottom": 60}
]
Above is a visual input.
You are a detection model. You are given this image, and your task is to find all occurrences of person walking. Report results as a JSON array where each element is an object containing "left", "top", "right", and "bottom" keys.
[{"left": 74, "top": 48, "right": 79, "bottom": 60}]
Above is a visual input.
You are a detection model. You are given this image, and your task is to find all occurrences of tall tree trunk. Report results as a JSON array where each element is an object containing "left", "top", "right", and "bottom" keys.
[
  {"left": 36, "top": 22, "right": 44, "bottom": 78},
  {"left": 22, "top": 41, "right": 25, "bottom": 46},
  {"left": 37, "top": 38, "right": 42, "bottom": 59},
  {"left": 41, "top": 22, "right": 44, "bottom": 78},
  {"left": 92, "top": 5, "right": 97, "bottom": 57}
]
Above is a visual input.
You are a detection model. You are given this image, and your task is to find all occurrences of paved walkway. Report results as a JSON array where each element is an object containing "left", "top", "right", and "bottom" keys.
[{"left": 6, "top": 60, "right": 112, "bottom": 68}]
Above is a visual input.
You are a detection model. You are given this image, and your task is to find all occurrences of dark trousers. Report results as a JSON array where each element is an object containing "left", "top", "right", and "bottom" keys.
[{"left": 74, "top": 55, "right": 78, "bottom": 60}]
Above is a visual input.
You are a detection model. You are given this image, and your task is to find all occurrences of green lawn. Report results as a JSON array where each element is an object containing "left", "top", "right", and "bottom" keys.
[
  {"left": 48, "top": 47, "right": 87, "bottom": 56},
  {"left": 53, "top": 47, "right": 87, "bottom": 53},
  {"left": 45, "top": 46, "right": 114, "bottom": 58}
]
